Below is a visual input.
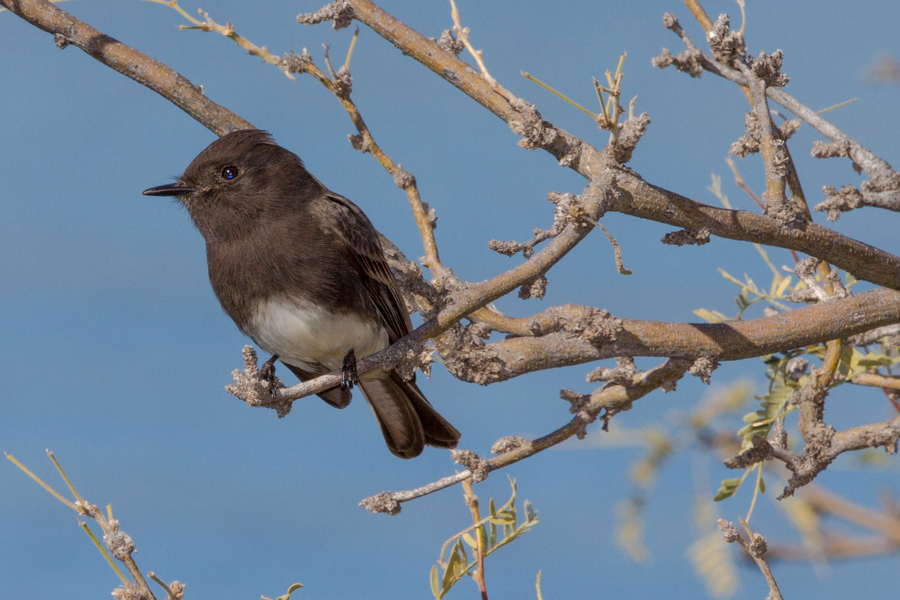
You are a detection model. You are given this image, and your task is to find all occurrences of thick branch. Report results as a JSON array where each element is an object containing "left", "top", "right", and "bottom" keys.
[
  {"left": 0, "top": 0, "right": 252, "bottom": 135},
  {"left": 612, "top": 173, "right": 900, "bottom": 290},
  {"left": 10, "top": 0, "right": 899, "bottom": 289},
  {"left": 831, "top": 416, "right": 900, "bottom": 456},
  {"left": 484, "top": 288, "right": 900, "bottom": 382},
  {"left": 256, "top": 284, "right": 900, "bottom": 404}
]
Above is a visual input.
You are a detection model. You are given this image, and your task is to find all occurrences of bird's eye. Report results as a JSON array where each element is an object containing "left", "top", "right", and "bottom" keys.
[{"left": 221, "top": 166, "right": 239, "bottom": 181}]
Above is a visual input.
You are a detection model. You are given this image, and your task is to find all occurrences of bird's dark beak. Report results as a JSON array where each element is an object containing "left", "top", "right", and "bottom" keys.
[{"left": 142, "top": 182, "right": 198, "bottom": 197}]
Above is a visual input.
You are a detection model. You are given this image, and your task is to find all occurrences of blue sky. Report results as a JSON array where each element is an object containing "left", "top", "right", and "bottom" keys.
[{"left": 2, "top": 1, "right": 899, "bottom": 598}]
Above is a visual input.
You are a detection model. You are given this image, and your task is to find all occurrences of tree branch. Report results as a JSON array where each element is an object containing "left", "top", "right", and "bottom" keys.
[
  {"left": 0, "top": 0, "right": 252, "bottom": 135},
  {"left": 360, "top": 358, "right": 690, "bottom": 513},
  {"left": 299, "top": 1, "right": 900, "bottom": 291},
  {"left": 612, "top": 173, "right": 900, "bottom": 290},
  {"left": 656, "top": 9, "right": 900, "bottom": 219},
  {"left": 718, "top": 520, "right": 784, "bottom": 600},
  {"left": 484, "top": 288, "right": 900, "bottom": 382}
]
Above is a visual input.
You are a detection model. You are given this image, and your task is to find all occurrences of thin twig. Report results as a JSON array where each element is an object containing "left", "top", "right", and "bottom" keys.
[
  {"left": 718, "top": 520, "right": 784, "bottom": 600},
  {"left": 522, "top": 72, "right": 597, "bottom": 118},
  {"left": 725, "top": 157, "right": 764, "bottom": 210},
  {"left": 579, "top": 214, "right": 633, "bottom": 275},
  {"left": 449, "top": 0, "right": 494, "bottom": 85},
  {"left": 5, "top": 453, "right": 78, "bottom": 509},
  {"left": 462, "top": 480, "right": 489, "bottom": 600},
  {"left": 79, "top": 521, "right": 129, "bottom": 584},
  {"left": 7, "top": 452, "right": 162, "bottom": 599}
]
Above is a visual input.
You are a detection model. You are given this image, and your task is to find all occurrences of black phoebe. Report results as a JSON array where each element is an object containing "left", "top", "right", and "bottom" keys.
[{"left": 143, "top": 129, "right": 460, "bottom": 458}]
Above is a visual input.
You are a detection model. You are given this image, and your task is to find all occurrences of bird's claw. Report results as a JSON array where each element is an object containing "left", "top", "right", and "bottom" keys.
[
  {"left": 341, "top": 350, "right": 358, "bottom": 390},
  {"left": 260, "top": 354, "right": 280, "bottom": 393}
]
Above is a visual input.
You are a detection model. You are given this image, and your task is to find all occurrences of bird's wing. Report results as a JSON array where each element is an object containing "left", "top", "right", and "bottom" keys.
[{"left": 322, "top": 192, "right": 413, "bottom": 343}]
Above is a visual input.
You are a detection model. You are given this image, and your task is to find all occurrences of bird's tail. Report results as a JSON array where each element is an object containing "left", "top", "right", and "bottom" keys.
[{"left": 359, "top": 373, "right": 460, "bottom": 459}]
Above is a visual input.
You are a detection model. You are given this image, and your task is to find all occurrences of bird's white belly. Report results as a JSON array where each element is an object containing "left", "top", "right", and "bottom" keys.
[{"left": 246, "top": 295, "right": 389, "bottom": 372}]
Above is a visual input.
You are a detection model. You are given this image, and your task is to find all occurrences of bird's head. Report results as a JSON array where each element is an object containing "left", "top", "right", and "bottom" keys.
[{"left": 143, "top": 129, "right": 317, "bottom": 241}]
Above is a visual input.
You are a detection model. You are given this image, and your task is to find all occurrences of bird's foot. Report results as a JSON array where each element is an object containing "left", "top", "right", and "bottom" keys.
[
  {"left": 226, "top": 346, "right": 290, "bottom": 418},
  {"left": 341, "top": 350, "right": 358, "bottom": 390},
  {"left": 260, "top": 354, "right": 281, "bottom": 393}
]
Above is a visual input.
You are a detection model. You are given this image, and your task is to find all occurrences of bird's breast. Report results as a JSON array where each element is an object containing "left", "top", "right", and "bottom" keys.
[{"left": 244, "top": 294, "right": 389, "bottom": 373}]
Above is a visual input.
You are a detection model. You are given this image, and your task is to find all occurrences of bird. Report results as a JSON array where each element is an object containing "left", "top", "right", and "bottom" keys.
[{"left": 143, "top": 129, "right": 460, "bottom": 458}]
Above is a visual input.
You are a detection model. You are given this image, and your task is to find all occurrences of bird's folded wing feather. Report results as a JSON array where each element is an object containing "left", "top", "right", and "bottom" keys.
[{"left": 322, "top": 192, "right": 413, "bottom": 344}]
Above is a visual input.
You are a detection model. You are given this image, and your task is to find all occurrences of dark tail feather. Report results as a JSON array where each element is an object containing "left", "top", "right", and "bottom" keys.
[
  {"left": 283, "top": 363, "right": 351, "bottom": 409},
  {"left": 407, "top": 378, "right": 461, "bottom": 449},
  {"left": 359, "top": 373, "right": 460, "bottom": 459}
]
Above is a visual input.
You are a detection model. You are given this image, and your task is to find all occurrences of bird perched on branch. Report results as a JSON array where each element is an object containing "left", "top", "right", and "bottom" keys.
[{"left": 144, "top": 129, "right": 460, "bottom": 458}]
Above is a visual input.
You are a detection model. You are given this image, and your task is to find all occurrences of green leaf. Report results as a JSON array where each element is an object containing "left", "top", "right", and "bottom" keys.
[
  {"left": 455, "top": 539, "right": 468, "bottom": 568},
  {"left": 758, "top": 476, "right": 766, "bottom": 494},
  {"left": 839, "top": 344, "right": 858, "bottom": 378},
  {"left": 490, "top": 513, "right": 515, "bottom": 525},
  {"left": 736, "top": 423, "right": 757, "bottom": 441},
  {"left": 774, "top": 275, "right": 793, "bottom": 297},
  {"left": 744, "top": 274, "right": 758, "bottom": 293},
  {"left": 742, "top": 411, "right": 762, "bottom": 423},
  {"left": 719, "top": 269, "right": 744, "bottom": 287},
  {"left": 490, "top": 531, "right": 521, "bottom": 553},
  {"left": 431, "top": 474, "right": 539, "bottom": 598},
  {"left": 443, "top": 550, "right": 461, "bottom": 589},
  {"left": 506, "top": 476, "right": 518, "bottom": 507},
  {"left": 714, "top": 478, "right": 742, "bottom": 502},
  {"left": 271, "top": 583, "right": 304, "bottom": 600},
  {"left": 857, "top": 353, "right": 895, "bottom": 368},
  {"left": 430, "top": 566, "right": 440, "bottom": 599},
  {"left": 694, "top": 308, "right": 720, "bottom": 323}
]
